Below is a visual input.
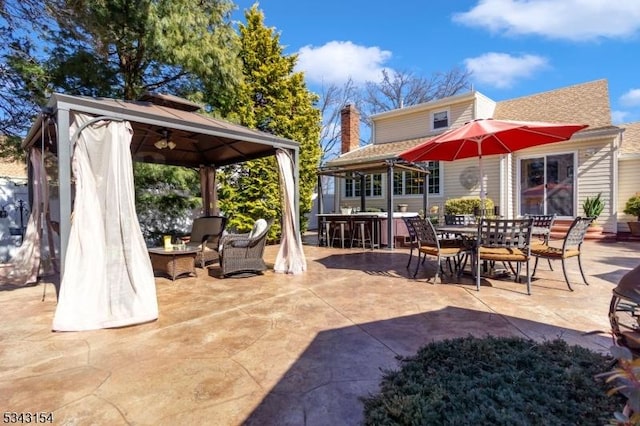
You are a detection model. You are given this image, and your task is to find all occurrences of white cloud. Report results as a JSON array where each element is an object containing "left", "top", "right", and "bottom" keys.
[
  {"left": 295, "top": 41, "right": 392, "bottom": 86},
  {"left": 620, "top": 89, "right": 640, "bottom": 107},
  {"left": 453, "top": 0, "right": 640, "bottom": 41},
  {"left": 611, "top": 110, "right": 630, "bottom": 124},
  {"left": 464, "top": 52, "right": 548, "bottom": 89}
]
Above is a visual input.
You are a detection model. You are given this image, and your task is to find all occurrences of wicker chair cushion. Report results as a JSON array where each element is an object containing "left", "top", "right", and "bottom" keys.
[
  {"left": 479, "top": 246, "right": 527, "bottom": 262},
  {"left": 530, "top": 245, "right": 580, "bottom": 259},
  {"left": 249, "top": 219, "right": 268, "bottom": 239}
]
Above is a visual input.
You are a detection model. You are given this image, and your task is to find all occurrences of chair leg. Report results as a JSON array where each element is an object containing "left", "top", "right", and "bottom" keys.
[
  {"left": 525, "top": 261, "right": 531, "bottom": 295},
  {"left": 433, "top": 255, "right": 441, "bottom": 284},
  {"left": 561, "top": 258, "right": 574, "bottom": 291},
  {"left": 513, "top": 263, "right": 521, "bottom": 282},
  {"left": 456, "top": 253, "right": 468, "bottom": 278},
  {"left": 475, "top": 252, "right": 481, "bottom": 291},
  {"left": 406, "top": 246, "right": 414, "bottom": 269},
  {"left": 445, "top": 258, "right": 454, "bottom": 274},
  {"left": 532, "top": 256, "right": 540, "bottom": 277},
  {"left": 577, "top": 253, "right": 589, "bottom": 285},
  {"left": 413, "top": 251, "right": 422, "bottom": 278},
  {"left": 547, "top": 258, "right": 553, "bottom": 271}
]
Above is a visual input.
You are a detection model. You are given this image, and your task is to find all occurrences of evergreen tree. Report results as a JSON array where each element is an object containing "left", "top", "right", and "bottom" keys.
[
  {"left": 216, "top": 6, "right": 321, "bottom": 237},
  {"left": 0, "top": 0, "right": 244, "bottom": 242}
]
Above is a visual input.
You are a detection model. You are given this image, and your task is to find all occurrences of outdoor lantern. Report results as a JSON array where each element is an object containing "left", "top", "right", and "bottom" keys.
[{"left": 154, "top": 129, "right": 176, "bottom": 150}]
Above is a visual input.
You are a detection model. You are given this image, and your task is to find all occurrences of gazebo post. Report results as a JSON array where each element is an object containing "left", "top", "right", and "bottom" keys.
[
  {"left": 359, "top": 172, "right": 366, "bottom": 212},
  {"left": 317, "top": 174, "right": 324, "bottom": 215},
  {"left": 57, "top": 107, "right": 72, "bottom": 276},
  {"left": 385, "top": 160, "right": 395, "bottom": 250}
]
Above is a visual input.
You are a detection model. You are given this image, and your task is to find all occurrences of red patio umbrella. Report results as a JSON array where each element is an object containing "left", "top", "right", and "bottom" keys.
[{"left": 398, "top": 118, "right": 588, "bottom": 214}]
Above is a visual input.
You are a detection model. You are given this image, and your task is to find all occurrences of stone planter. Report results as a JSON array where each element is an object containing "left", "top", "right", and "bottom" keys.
[
  {"left": 628, "top": 221, "right": 640, "bottom": 236},
  {"left": 340, "top": 207, "right": 352, "bottom": 215},
  {"left": 397, "top": 204, "right": 408, "bottom": 212}
]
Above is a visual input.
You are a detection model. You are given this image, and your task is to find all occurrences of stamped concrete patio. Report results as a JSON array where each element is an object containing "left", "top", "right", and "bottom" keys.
[{"left": 1, "top": 239, "right": 639, "bottom": 425}]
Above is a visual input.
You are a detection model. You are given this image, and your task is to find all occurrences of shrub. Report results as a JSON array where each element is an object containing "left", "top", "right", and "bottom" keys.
[
  {"left": 444, "top": 197, "right": 494, "bottom": 215},
  {"left": 598, "top": 345, "right": 640, "bottom": 425},
  {"left": 362, "top": 336, "right": 621, "bottom": 425},
  {"left": 623, "top": 193, "right": 640, "bottom": 221}
]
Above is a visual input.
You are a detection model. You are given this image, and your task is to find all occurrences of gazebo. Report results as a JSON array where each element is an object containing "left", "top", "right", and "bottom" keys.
[{"left": 14, "top": 92, "right": 305, "bottom": 331}]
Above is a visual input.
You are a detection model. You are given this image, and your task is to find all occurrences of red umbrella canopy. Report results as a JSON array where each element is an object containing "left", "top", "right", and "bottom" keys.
[{"left": 399, "top": 118, "right": 588, "bottom": 162}]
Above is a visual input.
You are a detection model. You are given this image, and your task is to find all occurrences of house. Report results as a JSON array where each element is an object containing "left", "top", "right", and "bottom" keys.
[
  {"left": 0, "top": 151, "right": 29, "bottom": 261},
  {"left": 323, "top": 79, "right": 639, "bottom": 237}
]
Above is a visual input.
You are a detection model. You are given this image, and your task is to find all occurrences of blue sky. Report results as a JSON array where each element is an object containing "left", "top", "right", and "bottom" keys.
[{"left": 232, "top": 0, "right": 640, "bottom": 124}]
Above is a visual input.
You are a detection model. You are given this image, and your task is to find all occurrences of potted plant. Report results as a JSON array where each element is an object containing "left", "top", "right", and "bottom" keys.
[
  {"left": 582, "top": 192, "right": 604, "bottom": 222},
  {"left": 340, "top": 205, "right": 352, "bottom": 215},
  {"left": 623, "top": 193, "right": 640, "bottom": 236},
  {"left": 582, "top": 193, "right": 605, "bottom": 237}
]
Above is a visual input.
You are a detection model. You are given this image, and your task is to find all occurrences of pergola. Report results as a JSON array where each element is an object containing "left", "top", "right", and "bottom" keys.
[
  {"left": 318, "top": 157, "right": 430, "bottom": 250},
  {"left": 21, "top": 92, "right": 301, "bottom": 274}
]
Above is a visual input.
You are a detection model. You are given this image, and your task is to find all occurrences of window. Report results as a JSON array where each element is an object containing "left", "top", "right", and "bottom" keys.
[
  {"left": 432, "top": 110, "right": 448, "bottom": 130},
  {"left": 393, "top": 162, "right": 440, "bottom": 195},
  {"left": 345, "top": 173, "right": 382, "bottom": 198}
]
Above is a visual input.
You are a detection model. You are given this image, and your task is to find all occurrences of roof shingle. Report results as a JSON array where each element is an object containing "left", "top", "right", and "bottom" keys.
[{"left": 493, "top": 79, "right": 611, "bottom": 129}]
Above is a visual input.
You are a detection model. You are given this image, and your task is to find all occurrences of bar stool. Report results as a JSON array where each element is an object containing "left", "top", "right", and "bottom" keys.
[
  {"left": 318, "top": 218, "right": 331, "bottom": 247},
  {"left": 330, "top": 220, "right": 350, "bottom": 248},
  {"left": 350, "top": 219, "right": 373, "bottom": 249}
]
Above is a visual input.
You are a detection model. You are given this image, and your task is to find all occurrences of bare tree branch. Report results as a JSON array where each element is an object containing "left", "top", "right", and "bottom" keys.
[
  {"left": 362, "top": 67, "right": 472, "bottom": 117},
  {"left": 317, "top": 77, "right": 363, "bottom": 164}
]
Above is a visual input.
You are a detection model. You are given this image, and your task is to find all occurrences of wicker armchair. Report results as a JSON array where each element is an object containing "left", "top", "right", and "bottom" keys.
[
  {"left": 219, "top": 218, "right": 273, "bottom": 277},
  {"left": 186, "top": 215, "right": 227, "bottom": 268}
]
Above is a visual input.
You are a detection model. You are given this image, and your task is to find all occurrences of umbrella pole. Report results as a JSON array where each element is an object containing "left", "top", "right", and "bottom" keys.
[
  {"left": 477, "top": 145, "right": 484, "bottom": 292},
  {"left": 479, "top": 153, "right": 485, "bottom": 218}
]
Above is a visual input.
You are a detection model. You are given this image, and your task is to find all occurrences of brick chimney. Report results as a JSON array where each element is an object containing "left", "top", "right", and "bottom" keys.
[{"left": 341, "top": 104, "right": 360, "bottom": 154}]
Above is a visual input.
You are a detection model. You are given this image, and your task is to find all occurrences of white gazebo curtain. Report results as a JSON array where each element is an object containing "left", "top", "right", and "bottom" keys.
[
  {"left": 0, "top": 149, "right": 46, "bottom": 285},
  {"left": 52, "top": 113, "right": 158, "bottom": 331},
  {"left": 274, "top": 149, "right": 306, "bottom": 274}
]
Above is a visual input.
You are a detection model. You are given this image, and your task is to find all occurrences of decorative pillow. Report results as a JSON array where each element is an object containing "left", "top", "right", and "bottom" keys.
[{"left": 249, "top": 219, "right": 268, "bottom": 239}]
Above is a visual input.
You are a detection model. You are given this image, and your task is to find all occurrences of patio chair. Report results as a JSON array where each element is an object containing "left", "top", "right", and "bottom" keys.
[
  {"left": 525, "top": 213, "right": 556, "bottom": 270},
  {"left": 403, "top": 216, "right": 421, "bottom": 268},
  {"left": 530, "top": 216, "right": 595, "bottom": 291},
  {"left": 186, "top": 215, "right": 227, "bottom": 268},
  {"left": 219, "top": 218, "right": 273, "bottom": 277},
  {"left": 409, "top": 217, "right": 465, "bottom": 283},
  {"left": 475, "top": 218, "right": 533, "bottom": 294},
  {"left": 444, "top": 214, "right": 477, "bottom": 226}
]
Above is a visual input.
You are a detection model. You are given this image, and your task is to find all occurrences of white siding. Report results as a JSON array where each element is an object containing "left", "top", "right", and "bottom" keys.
[
  {"left": 511, "top": 137, "right": 616, "bottom": 233},
  {"left": 440, "top": 157, "right": 502, "bottom": 209},
  {"left": 618, "top": 157, "right": 640, "bottom": 232},
  {"left": 475, "top": 92, "right": 497, "bottom": 119},
  {"left": 374, "top": 101, "right": 475, "bottom": 144}
]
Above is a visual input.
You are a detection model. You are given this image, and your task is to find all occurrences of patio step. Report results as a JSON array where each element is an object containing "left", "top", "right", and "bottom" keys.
[{"left": 549, "top": 219, "right": 616, "bottom": 241}]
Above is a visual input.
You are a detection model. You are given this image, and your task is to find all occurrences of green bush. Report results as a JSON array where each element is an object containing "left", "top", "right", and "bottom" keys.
[
  {"left": 444, "top": 197, "right": 494, "bottom": 215},
  {"left": 362, "top": 336, "right": 621, "bottom": 425},
  {"left": 623, "top": 193, "right": 640, "bottom": 220}
]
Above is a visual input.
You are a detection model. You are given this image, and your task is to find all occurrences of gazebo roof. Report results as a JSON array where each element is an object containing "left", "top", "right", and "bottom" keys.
[{"left": 22, "top": 93, "right": 299, "bottom": 168}]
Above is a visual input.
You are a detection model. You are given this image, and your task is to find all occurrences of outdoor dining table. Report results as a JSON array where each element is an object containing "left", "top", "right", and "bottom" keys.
[{"left": 434, "top": 223, "right": 549, "bottom": 279}]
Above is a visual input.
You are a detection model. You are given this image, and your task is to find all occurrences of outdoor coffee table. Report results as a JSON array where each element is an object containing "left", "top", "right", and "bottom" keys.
[{"left": 148, "top": 247, "right": 199, "bottom": 281}]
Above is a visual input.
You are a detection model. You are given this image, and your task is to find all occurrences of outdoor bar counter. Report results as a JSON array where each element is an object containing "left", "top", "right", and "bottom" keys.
[{"left": 317, "top": 212, "right": 418, "bottom": 248}]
